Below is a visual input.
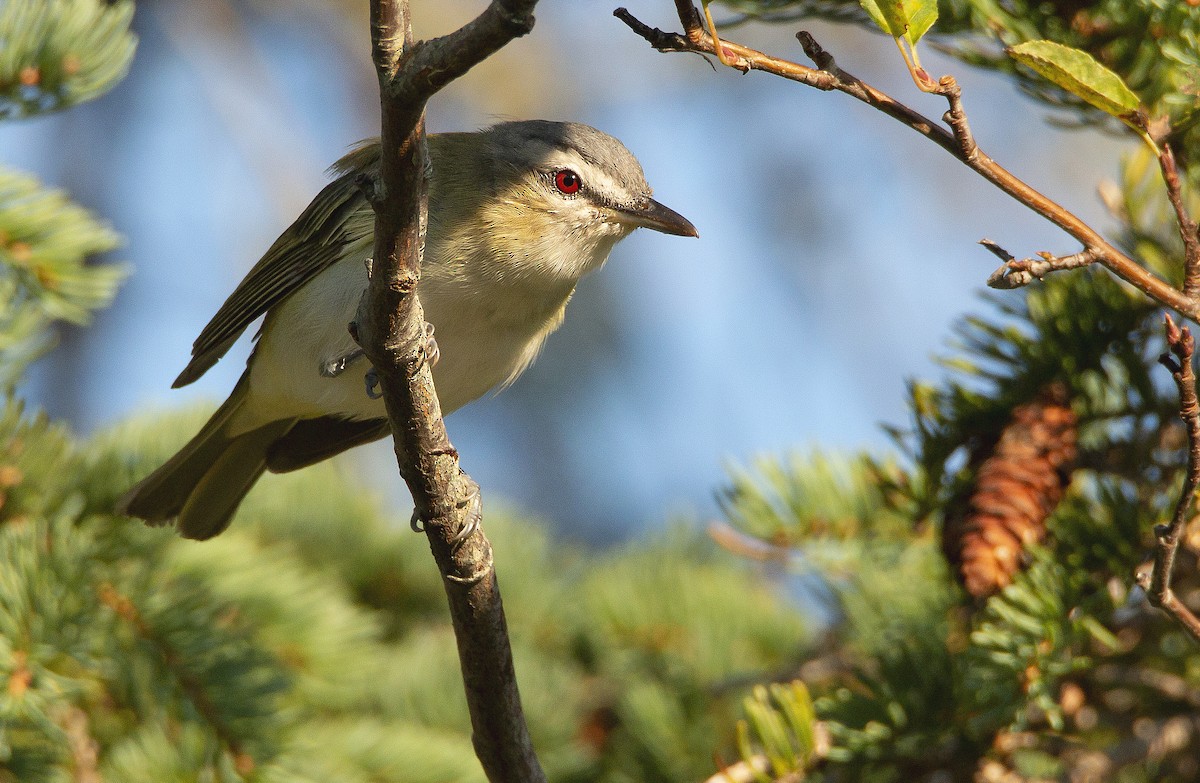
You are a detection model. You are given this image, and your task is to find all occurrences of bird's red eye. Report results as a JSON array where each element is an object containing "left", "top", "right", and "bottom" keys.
[{"left": 554, "top": 170, "right": 582, "bottom": 195}]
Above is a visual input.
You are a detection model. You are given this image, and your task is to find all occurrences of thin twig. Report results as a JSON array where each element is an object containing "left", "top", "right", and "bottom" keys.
[
  {"left": 705, "top": 756, "right": 773, "bottom": 783},
  {"left": 1135, "top": 316, "right": 1200, "bottom": 641},
  {"left": 56, "top": 705, "right": 102, "bottom": 783},
  {"left": 1155, "top": 136, "right": 1200, "bottom": 298},
  {"left": 982, "top": 241, "right": 1097, "bottom": 289},
  {"left": 359, "top": 2, "right": 546, "bottom": 781},
  {"left": 707, "top": 520, "right": 794, "bottom": 564},
  {"left": 614, "top": 5, "right": 1200, "bottom": 323},
  {"left": 928, "top": 73, "right": 978, "bottom": 162}
]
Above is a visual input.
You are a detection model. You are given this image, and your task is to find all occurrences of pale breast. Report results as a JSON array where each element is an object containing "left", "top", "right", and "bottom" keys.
[{"left": 235, "top": 254, "right": 570, "bottom": 432}]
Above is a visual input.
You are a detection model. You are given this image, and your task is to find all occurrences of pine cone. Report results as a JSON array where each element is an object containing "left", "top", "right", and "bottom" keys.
[{"left": 944, "top": 384, "right": 1078, "bottom": 598}]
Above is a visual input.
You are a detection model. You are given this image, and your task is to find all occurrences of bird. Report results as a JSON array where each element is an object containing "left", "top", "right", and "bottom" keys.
[{"left": 118, "top": 120, "right": 698, "bottom": 540}]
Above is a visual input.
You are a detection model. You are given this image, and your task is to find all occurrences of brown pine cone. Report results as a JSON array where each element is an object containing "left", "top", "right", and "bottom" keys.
[{"left": 943, "top": 384, "right": 1078, "bottom": 598}]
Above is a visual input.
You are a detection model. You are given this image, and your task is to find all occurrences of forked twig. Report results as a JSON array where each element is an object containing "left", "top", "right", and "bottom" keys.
[
  {"left": 980, "top": 240, "right": 1097, "bottom": 289},
  {"left": 613, "top": 4, "right": 1200, "bottom": 322},
  {"left": 1152, "top": 126, "right": 1200, "bottom": 298}
]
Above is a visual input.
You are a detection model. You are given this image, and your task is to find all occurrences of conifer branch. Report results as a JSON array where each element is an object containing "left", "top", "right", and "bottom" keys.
[
  {"left": 1137, "top": 317, "right": 1200, "bottom": 641},
  {"left": 613, "top": 5, "right": 1200, "bottom": 323},
  {"left": 0, "top": 0, "right": 137, "bottom": 119},
  {"left": 356, "top": 1, "right": 545, "bottom": 781},
  {"left": 97, "top": 584, "right": 256, "bottom": 776},
  {"left": 57, "top": 705, "right": 101, "bottom": 783},
  {"left": 707, "top": 520, "right": 793, "bottom": 564}
]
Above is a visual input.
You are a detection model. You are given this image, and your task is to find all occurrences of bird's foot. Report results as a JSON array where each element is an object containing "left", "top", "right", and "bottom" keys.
[
  {"left": 422, "top": 322, "right": 440, "bottom": 369},
  {"left": 365, "top": 368, "right": 383, "bottom": 399},
  {"left": 409, "top": 484, "right": 490, "bottom": 585},
  {"left": 450, "top": 483, "right": 482, "bottom": 546},
  {"left": 361, "top": 322, "right": 438, "bottom": 400},
  {"left": 408, "top": 482, "right": 481, "bottom": 543}
]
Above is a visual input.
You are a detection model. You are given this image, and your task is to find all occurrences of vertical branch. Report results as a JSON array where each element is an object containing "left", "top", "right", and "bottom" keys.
[
  {"left": 355, "top": 1, "right": 545, "bottom": 780},
  {"left": 1137, "top": 316, "right": 1200, "bottom": 641},
  {"left": 1155, "top": 139, "right": 1200, "bottom": 298}
]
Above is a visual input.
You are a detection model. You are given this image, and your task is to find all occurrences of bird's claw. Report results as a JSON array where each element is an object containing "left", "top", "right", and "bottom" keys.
[
  {"left": 321, "top": 348, "right": 365, "bottom": 378},
  {"left": 365, "top": 368, "right": 382, "bottom": 399},
  {"left": 450, "top": 484, "right": 482, "bottom": 546},
  {"left": 408, "top": 483, "right": 482, "bottom": 548},
  {"left": 359, "top": 322, "right": 438, "bottom": 400},
  {"left": 420, "top": 321, "right": 440, "bottom": 369}
]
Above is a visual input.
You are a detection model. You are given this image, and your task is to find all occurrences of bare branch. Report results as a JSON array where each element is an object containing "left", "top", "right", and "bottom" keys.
[
  {"left": 707, "top": 520, "right": 794, "bottom": 564},
  {"left": 1135, "top": 316, "right": 1200, "bottom": 641},
  {"left": 615, "top": 5, "right": 1200, "bottom": 323},
  {"left": 928, "top": 73, "right": 978, "bottom": 162},
  {"left": 358, "top": 2, "right": 546, "bottom": 781},
  {"left": 387, "top": 3, "right": 536, "bottom": 104},
  {"left": 983, "top": 243, "right": 1097, "bottom": 289},
  {"left": 1153, "top": 132, "right": 1200, "bottom": 298}
]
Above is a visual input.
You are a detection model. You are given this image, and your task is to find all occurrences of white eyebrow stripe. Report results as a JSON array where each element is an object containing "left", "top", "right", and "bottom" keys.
[{"left": 545, "top": 149, "right": 641, "bottom": 206}]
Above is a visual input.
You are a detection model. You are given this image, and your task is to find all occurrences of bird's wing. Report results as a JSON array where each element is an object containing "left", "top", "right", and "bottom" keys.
[
  {"left": 264, "top": 415, "right": 391, "bottom": 473},
  {"left": 172, "top": 144, "right": 382, "bottom": 388}
]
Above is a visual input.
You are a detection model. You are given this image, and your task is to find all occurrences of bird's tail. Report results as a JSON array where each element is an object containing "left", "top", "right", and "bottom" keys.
[{"left": 117, "top": 376, "right": 294, "bottom": 540}]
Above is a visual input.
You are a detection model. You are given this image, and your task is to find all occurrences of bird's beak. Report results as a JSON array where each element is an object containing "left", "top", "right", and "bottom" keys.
[{"left": 617, "top": 198, "right": 699, "bottom": 238}]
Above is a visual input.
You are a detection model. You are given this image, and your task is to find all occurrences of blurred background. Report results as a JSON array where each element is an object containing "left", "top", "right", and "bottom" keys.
[{"left": 1, "top": 0, "right": 1130, "bottom": 542}]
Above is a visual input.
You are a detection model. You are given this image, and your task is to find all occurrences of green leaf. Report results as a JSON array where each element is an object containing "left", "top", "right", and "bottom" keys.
[
  {"left": 859, "top": 0, "right": 938, "bottom": 45},
  {"left": 1008, "top": 40, "right": 1140, "bottom": 119}
]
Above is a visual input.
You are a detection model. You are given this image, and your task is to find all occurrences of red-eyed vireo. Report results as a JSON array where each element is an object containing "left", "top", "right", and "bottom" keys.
[{"left": 118, "top": 120, "right": 698, "bottom": 540}]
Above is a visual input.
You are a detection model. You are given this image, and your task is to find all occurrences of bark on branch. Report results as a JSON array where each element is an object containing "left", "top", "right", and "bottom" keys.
[
  {"left": 355, "top": 1, "right": 545, "bottom": 781},
  {"left": 979, "top": 239, "right": 1096, "bottom": 289},
  {"left": 1136, "top": 316, "right": 1200, "bottom": 642}
]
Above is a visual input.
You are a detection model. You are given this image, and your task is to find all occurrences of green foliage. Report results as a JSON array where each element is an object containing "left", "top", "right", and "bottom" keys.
[
  {"left": 721, "top": 452, "right": 914, "bottom": 548},
  {"left": 0, "top": 167, "right": 126, "bottom": 388},
  {"left": 0, "top": 0, "right": 136, "bottom": 119},
  {"left": 1007, "top": 39, "right": 1141, "bottom": 121},
  {"left": 710, "top": 244, "right": 1198, "bottom": 778},
  {"left": 733, "top": 681, "right": 820, "bottom": 781},
  {"left": 859, "top": 0, "right": 938, "bottom": 45},
  {"left": 721, "top": 453, "right": 950, "bottom": 626},
  {"left": 719, "top": 453, "right": 966, "bottom": 776},
  {"left": 959, "top": 551, "right": 1097, "bottom": 735},
  {"left": 561, "top": 534, "right": 810, "bottom": 783},
  {"left": 711, "top": 434, "right": 1198, "bottom": 780},
  {"left": 0, "top": 402, "right": 813, "bottom": 782},
  {"left": 938, "top": 0, "right": 1200, "bottom": 156}
]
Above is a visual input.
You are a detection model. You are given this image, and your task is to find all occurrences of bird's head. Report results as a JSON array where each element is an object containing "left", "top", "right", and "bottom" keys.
[{"left": 432, "top": 120, "right": 697, "bottom": 287}]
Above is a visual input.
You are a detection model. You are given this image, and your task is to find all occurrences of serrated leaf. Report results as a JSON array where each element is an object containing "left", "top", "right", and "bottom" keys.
[
  {"left": 859, "top": 0, "right": 937, "bottom": 45},
  {"left": 1008, "top": 40, "right": 1140, "bottom": 119}
]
